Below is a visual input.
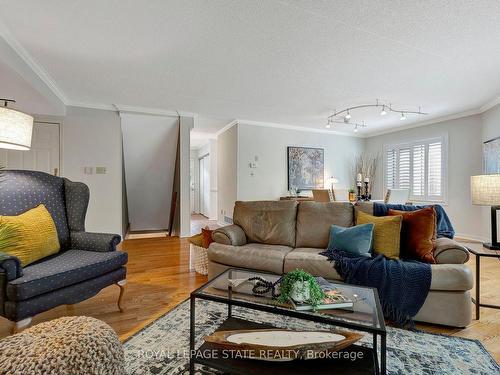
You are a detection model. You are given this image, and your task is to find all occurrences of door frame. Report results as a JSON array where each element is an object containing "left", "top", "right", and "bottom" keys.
[{"left": 198, "top": 153, "right": 209, "bottom": 217}]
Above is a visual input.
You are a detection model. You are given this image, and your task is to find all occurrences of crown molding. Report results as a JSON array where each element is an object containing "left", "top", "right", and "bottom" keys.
[
  {"left": 66, "top": 101, "right": 197, "bottom": 118},
  {"left": 115, "top": 104, "right": 197, "bottom": 118},
  {"left": 215, "top": 119, "right": 238, "bottom": 136},
  {"left": 67, "top": 101, "right": 117, "bottom": 111},
  {"left": 479, "top": 96, "right": 500, "bottom": 113},
  {"left": 236, "top": 119, "right": 361, "bottom": 137},
  {"left": 364, "top": 108, "right": 482, "bottom": 138},
  {"left": 0, "top": 20, "right": 68, "bottom": 105}
]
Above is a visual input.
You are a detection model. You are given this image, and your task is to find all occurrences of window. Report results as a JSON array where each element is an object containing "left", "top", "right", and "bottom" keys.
[{"left": 384, "top": 136, "right": 447, "bottom": 202}]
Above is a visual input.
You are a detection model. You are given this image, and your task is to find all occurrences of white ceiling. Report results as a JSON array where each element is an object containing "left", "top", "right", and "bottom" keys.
[
  {"left": 0, "top": 59, "right": 61, "bottom": 116},
  {"left": 1, "top": 0, "right": 500, "bottom": 135}
]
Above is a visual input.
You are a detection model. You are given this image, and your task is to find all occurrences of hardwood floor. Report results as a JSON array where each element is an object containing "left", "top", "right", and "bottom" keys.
[
  {"left": 0, "top": 237, "right": 498, "bottom": 363},
  {"left": 0, "top": 236, "right": 207, "bottom": 342}
]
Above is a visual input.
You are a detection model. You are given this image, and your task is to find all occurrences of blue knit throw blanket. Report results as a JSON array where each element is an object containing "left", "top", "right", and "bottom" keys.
[{"left": 321, "top": 249, "right": 431, "bottom": 328}]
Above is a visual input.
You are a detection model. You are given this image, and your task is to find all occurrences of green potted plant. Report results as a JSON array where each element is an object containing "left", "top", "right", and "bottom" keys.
[{"left": 277, "top": 269, "right": 325, "bottom": 308}]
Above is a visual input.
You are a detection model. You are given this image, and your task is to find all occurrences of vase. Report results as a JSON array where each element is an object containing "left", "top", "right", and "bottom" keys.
[
  {"left": 348, "top": 192, "right": 356, "bottom": 202},
  {"left": 290, "top": 281, "right": 310, "bottom": 303}
]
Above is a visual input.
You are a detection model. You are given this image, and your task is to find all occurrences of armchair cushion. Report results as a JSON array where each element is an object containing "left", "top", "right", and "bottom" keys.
[
  {"left": 6, "top": 250, "right": 128, "bottom": 301},
  {"left": 212, "top": 225, "right": 247, "bottom": 246},
  {"left": 71, "top": 232, "right": 121, "bottom": 252}
]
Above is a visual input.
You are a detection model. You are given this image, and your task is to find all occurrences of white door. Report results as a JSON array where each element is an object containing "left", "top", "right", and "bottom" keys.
[
  {"left": 0, "top": 122, "right": 60, "bottom": 175},
  {"left": 199, "top": 155, "right": 210, "bottom": 217}
]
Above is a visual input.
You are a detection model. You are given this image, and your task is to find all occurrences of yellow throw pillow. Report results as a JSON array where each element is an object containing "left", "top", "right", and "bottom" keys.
[
  {"left": 356, "top": 209, "right": 402, "bottom": 259},
  {"left": 0, "top": 204, "right": 60, "bottom": 266}
]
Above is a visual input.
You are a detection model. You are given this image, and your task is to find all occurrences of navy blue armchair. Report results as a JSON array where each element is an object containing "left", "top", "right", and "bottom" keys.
[{"left": 0, "top": 170, "right": 128, "bottom": 332}]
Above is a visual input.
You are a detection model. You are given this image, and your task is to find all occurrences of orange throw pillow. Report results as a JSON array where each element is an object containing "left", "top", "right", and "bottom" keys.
[
  {"left": 388, "top": 207, "right": 437, "bottom": 263},
  {"left": 201, "top": 227, "right": 214, "bottom": 249}
]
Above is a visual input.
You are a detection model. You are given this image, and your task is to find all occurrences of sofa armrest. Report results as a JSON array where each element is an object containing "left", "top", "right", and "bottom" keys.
[
  {"left": 434, "top": 237, "right": 470, "bottom": 264},
  {"left": 0, "top": 252, "right": 23, "bottom": 281},
  {"left": 212, "top": 225, "right": 247, "bottom": 246},
  {"left": 71, "top": 231, "right": 121, "bottom": 252}
]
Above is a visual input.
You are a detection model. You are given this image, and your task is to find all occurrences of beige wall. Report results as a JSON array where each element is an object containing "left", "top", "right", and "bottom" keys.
[
  {"left": 217, "top": 124, "right": 238, "bottom": 224},
  {"left": 237, "top": 123, "right": 365, "bottom": 200},
  {"left": 365, "top": 115, "right": 485, "bottom": 240},
  {"left": 62, "top": 106, "right": 124, "bottom": 236}
]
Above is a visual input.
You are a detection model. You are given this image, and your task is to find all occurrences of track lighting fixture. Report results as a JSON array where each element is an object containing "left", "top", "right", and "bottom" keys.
[{"left": 327, "top": 100, "right": 427, "bottom": 132}]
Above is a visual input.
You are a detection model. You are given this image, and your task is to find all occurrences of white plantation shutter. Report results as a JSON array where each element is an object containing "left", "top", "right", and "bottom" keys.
[
  {"left": 428, "top": 142, "right": 442, "bottom": 197},
  {"left": 384, "top": 137, "right": 447, "bottom": 202},
  {"left": 412, "top": 144, "right": 425, "bottom": 198},
  {"left": 399, "top": 147, "right": 411, "bottom": 190},
  {"left": 386, "top": 149, "right": 397, "bottom": 189}
]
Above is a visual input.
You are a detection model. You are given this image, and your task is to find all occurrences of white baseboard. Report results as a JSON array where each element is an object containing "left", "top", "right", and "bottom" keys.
[{"left": 454, "top": 233, "right": 488, "bottom": 243}]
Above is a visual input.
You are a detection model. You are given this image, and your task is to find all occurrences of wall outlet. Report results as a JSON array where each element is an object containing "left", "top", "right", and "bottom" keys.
[{"left": 96, "top": 166, "right": 107, "bottom": 174}]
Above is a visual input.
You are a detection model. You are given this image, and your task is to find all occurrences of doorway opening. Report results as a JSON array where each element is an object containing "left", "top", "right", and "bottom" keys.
[{"left": 190, "top": 133, "right": 219, "bottom": 235}]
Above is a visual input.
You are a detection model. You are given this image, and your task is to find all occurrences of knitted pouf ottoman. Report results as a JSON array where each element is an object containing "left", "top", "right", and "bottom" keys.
[{"left": 0, "top": 316, "right": 125, "bottom": 375}]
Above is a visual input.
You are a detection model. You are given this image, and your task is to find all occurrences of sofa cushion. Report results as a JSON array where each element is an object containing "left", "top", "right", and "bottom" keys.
[
  {"left": 355, "top": 201, "right": 374, "bottom": 215},
  {"left": 233, "top": 201, "right": 298, "bottom": 247},
  {"left": 430, "top": 264, "right": 473, "bottom": 291},
  {"left": 6, "top": 250, "right": 128, "bottom": 301},
  {"left": 207, "top": 242, "right": 293, "bottom": 274},
  {"left": 296, "top": 202, "right": 354, "bottom": 248},
  {"left": 284, "top": 248, "right": 342, "bottom": 281}
]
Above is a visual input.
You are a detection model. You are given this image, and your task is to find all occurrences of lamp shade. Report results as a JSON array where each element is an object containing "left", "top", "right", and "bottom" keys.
[
  {"left": 0, "top": 106, "right": 33, "bottom": 150},
  {"left": 471, "top": 174, "right": 500, "bottom": 206}
]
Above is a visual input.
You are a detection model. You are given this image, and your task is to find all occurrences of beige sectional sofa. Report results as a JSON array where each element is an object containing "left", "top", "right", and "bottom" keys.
[{"left": 208, "top": 200, "right": 473, "bottom": 327}]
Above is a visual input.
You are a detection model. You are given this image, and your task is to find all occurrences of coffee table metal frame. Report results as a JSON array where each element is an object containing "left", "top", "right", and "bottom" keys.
[{"left": 189, "top": 268, "right": 387, "bottom": 375}]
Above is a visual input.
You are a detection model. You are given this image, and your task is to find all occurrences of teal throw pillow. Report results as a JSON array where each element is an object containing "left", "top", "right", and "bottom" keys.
[{"left": 327, "top": 224, "right": 374, "bottom": 257}]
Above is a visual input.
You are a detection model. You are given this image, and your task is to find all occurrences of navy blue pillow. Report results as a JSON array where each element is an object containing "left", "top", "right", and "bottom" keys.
[{"left": 327, "top": 224, "right": 374, "bottom": 257}]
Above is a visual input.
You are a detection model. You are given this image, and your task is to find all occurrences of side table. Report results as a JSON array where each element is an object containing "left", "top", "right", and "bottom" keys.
[{"left": 466, "top": 244, "right": 500, "bottom": 319}]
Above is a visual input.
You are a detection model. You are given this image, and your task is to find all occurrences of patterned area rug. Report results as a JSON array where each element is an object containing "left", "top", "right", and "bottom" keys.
[{"left": 124, "top": 299, "right": 499, "bottom": 374}]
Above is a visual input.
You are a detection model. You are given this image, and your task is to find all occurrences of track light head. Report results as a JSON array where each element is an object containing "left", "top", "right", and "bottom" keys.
[
  {"left": 326, "top": 124, "right": 331, "bottom": 128},
  {"left": 354, "top": 125, "right": 358, "bottom": 133},
  {"left": 345, "top": 110, "right": 351, "bottom": 120},
  {"left": 400, "top": 112, "right": 407, "bottom": 121},
  {"left": 380, "top": 106, "right": 387, "bottom": 116}
]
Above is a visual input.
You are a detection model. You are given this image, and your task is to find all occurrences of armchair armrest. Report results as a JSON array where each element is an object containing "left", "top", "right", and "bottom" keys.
[
  {"left": 0, "top": 252, "right": 22, "bottom": 281},
  {"left": 212, "top": 225, "right": 247, "bottom": 246},
  {"left": 434, "top": 237, "right": 470, "bottom": 264},
  {"left": 71, "top": 231, "right": 121, "bottom": 252}
]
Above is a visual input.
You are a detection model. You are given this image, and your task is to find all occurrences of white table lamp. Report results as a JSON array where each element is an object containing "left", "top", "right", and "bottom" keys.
[
  {"left": 471, "top": 174, "right": 500, "bottom": 249},
  {"left": 0, "top": 99, "right": 33, "bottom": 150}
]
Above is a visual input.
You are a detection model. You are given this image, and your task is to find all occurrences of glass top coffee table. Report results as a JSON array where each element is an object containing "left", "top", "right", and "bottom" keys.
[{"left": 189, "top": 268, "right": 386, "bottom": 374}]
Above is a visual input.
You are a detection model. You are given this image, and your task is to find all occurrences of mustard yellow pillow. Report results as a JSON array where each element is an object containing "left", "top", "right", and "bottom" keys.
[
  {"left": 0, "top": 204, "right": 60, "bottom": 266},
  {"left": 356, "top": 209, "right": 402, "bottom": 259}
]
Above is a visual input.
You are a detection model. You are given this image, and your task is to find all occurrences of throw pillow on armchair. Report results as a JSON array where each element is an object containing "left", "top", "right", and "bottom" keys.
[{"left": 0, "top": 204, "right": 60, "bottom": 266}]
